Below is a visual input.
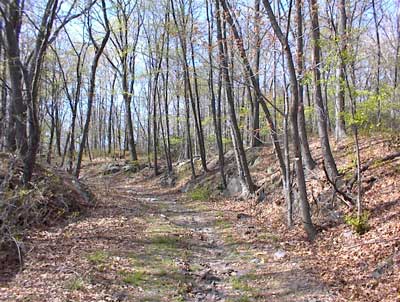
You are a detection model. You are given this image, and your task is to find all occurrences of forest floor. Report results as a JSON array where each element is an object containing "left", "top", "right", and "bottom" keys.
[
  {"left": 1, "top": 134, "right": 399, "bottom": 302},
  {"left": 0, "top": 161, "right": 333, "bottom": 302}
]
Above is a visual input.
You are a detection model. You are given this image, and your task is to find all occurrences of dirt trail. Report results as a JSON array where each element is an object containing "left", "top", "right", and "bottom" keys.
[{"left": 0, "top": 167, "right": 334, "bottom": 302}]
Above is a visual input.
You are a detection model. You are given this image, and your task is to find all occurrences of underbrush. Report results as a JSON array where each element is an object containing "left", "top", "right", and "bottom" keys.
[
  {"left": 188, "top": 185, "right": 211, "bottom": 201},
  {"left": 0, "top": 153, "right": 93, "bottom": 273},
  {"left": 344, "top": 211, "right": 370, "bottom": 235}
]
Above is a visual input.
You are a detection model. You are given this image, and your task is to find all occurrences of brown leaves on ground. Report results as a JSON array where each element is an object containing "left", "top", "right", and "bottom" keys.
[
  {"left": 1, "top": 135, "right": 399, "bottom": 302},
  {"left": 212, "top": 134, "right": 400, "bottom": 302}
]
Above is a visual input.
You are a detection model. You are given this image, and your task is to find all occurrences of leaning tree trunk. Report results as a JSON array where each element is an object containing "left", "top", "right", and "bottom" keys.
[
  {"left": 75, "top": 0, "right": 110, "bottom": 178},
  {"left": 216, "top": 0, "right": 255, "bottom": 194},
  {"left": 263, "top": 0, "right": 317, "bottom": 240},
  {"left": 309, "top": 0, "right": 339, "bottom": 181}
]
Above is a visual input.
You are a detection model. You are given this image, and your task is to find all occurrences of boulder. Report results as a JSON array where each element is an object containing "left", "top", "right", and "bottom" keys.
[
  {"left": 226, "top": 177, "right": 242, "bottom": 196},
  {"left": 122, "top": 163, "right": 140, "bottom": 173},
  {"left": 103, "top": 164, "right": 121, "bottom": 175}
]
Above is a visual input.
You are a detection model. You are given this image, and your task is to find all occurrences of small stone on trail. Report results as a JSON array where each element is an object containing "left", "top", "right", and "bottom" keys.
[
  {"left": 274, "top": 250, "right": 286, "bottom": 259},
  {"left": 200, "top": 270, "right": 221, "bottom": 283},
  {"left": 237, "top": 213, "right": 252, "bottom": 220},
  {"left": 111, "top": 291, "right": 128, "bottom": 301}
]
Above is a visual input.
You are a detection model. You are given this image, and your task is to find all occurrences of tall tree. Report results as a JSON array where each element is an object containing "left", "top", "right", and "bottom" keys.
[
  {"left": 170, "top": 0, "right": 208, "bottom": 173},
  {"left": 309, "top": 0, "right": 339, "bottom": 181},
  {"left": 216, "top": 0, "right": 255, "bottom": 194},
  {"left": 206, "top": 0, "right": 226, "bottom": 188},
  {"left": 296, "top": 0, "right": 316, "bottom": 169},
  {"left": 262, "top": 0, "right": 316, "bottom": 240},
  {"left": 108, "top": 0, "right": 142, "bottom": 162},
  {"left": 335, "top": 0, "right": 347, "bottom": 140},
  {"left": 75, "top": 0, "right": 111, "bottom": 178}
]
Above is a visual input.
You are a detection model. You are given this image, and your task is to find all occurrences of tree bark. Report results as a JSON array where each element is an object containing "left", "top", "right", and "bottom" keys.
[
  {"left": 108, "top": 74, "right": 117, "bottom": 154},
  {"left": 216, "top": 0, "right": 255, "bottom": 194},
  {"left": 75, "top": 0, "right": 110, "bottom": 178},
  {"left": 372, "top": 0, "right": 382, "bottom": 124},
  {"left": 309, "top": 0, "right": 339, "bottom": 182},
  {"left": 335, "top": 0, "right": 347, "bottom": 140},
  {"left": 206, "top": 0, "right": 226, "bottom": 188},
  {"left": 296, "top": 0, "right": 316, "bottom": 170},
  {"left": 263, "top": 0, "right": 316, "bottom": 240},
  {"left": 251, "top": 0, "right": 261, "bottom": 147}
]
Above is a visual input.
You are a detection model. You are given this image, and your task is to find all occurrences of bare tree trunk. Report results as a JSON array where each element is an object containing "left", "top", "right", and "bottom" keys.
[
  {"left": 47, "top": 110, "right": 55, "bottom": 164},
  {"left": 3, "top": 1, "right": 27, "bottom": 154},
  {"left": 372, "top": 0, "right": 382, "bottom": 124},
  {"left": 309, "top": 0, "right": 338, "bottom": 182},
  {"left": 61, "top": 132, "right": 70, "bottom": 167},
  {"left": 335, "top": 0, "right": 347, "bottom": 140},
  {"left": 216, "top": 0, "right": 255, "bottom": 194},
  {"left": 189, "top": 32, "right": 208, "bottom": 172},
  {"left": 164, "top": 11, "right": 173, "bottom": 173},
  {"left": 108, "top": 74, "right": 117, "bottom": 154},
  {"left": 206, "top": 0, "right": 226, "bottom": 188},
  {"left": 184, "top": 77, "right": 196, "bottom": 179},
  {"left": 153, "top": 82, "right": 158, "bottom": 176},
  {"left": 170, "top": 0, "right": 208, "bottom": 173},
  {"left": 251, "top": 0, "right": 261, "bottom": 147},
  {"left": 296, "top": 0, "right": 316, "bottom": 170},
  {"left": 123, "top": 81, "right": 138, "bottom": 161},
  {"left": 75, "top": 0, "right": 110, "bottom": 178},
  {"left": 0, "top": 40, "right": 7, "bottom": 151},
  {"left": 219, "top": 0, "right": 286, "bottom": 182},
  {"left": 263, "top": 0, "right": 316, "bottom": 240},
  {"left": 54, "top": 102, "right": 61, "bottom": 157}
]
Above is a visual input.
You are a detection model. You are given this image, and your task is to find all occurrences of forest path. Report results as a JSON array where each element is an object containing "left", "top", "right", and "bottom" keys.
[{"left": 0, "top": 165, "right": 333, "bottom": 301}]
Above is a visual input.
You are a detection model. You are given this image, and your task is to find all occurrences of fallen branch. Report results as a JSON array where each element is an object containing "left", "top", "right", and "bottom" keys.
[{"left": 347, "top": 151, "right": 400, "bottom": 190}]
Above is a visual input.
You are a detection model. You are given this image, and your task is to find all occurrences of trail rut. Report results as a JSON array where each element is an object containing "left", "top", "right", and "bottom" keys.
[{"left": 0, "top": 168, "right": 334, "bottom": 302}]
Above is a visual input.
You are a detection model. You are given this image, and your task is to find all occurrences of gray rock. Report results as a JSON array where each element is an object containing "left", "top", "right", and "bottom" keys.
[
  {"left": 111, "top": 291, "right": 128, "bottom": 301},
  {"left": 226, "top": 177, "right": 242, "bottom": 196},
  {"left": 122, "top": 164, "right": 136, "bottom": 172},
  {"left": 199, "top": 270, "right": 221, "bottom": 283},
  {"left": 103, "top": 164, "right": 121, "bottom": 175},
  {"left": 237, "top": 213, "right": 252, "bottom": 220},
  {"left": 274, "top": 250, "right": 286, "bottom": 259}
]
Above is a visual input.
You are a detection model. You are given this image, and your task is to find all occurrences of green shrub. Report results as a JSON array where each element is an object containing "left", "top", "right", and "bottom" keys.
[
  {"left": 65, "top": 277, "right": 84, "bottom": 291},
  {"left": 345, "top": 211, "right": 370, "bottom": 235},
  {"left": 119, "top": 270, "right": 145, "bottom": 285},
  {"left": 188, "top": 186, "right": 211, "bottom": 201},
  {"left": 86, "top": 250, "right": 109, "bottom": 264}
]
